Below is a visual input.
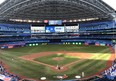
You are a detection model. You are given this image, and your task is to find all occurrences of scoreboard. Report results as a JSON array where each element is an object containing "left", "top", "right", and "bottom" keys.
[
  {"left": 31, "top": 26, "right": 45, "bottom": 33},
  {"left": 48, "top": 20, "right": 62, "bottom": 25},
  {"left": 31, "top": 25, "right": 79, "bottom": 33}
]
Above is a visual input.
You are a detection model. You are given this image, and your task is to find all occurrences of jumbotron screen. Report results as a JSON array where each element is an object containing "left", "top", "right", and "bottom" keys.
[
  {"left": 45, "top": 26, "right": 55, "bottom": 33},
  {"left": 31, "top": 24, "right": 79, "bottom": 33},
  {"left": 48, "top": 20, "right": 62, "bottom": 25},
  {"left": 65, "top": 25, "right": 79, "bottom": 32},
  {"left": 55, "top": 26, "right": 65, "bottom": 32},
  {"left": 45, "top": 26, "right": 65, "bottom": 33},
  {"left": 31, "top": 26, "right": 45, "bottom": 33}
]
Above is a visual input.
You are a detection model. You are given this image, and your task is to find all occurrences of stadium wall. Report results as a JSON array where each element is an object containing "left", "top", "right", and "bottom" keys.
[{"left": 0, "top": 20, "right": 115, "bottom": 49}]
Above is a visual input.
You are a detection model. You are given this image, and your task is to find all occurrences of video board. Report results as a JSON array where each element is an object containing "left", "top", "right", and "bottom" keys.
[
  {"left": 31, "top": 24, "right": 79, "bottom": 33},
  {"left": 31, "top": 26, "right": 45, "bottom": 33},
  {"left": 55, "top": 26, "right": 65, "bottom": 32},
  {"left": 45, "top": 26, "right": 55, "bottom": 33},
  {"left": 65, "top": 25, "right": 79, "bottom": 32},
  {"left": 49, "top": 20, "right": 62, "bottom": 25},
  {"left": 45, "top": 26, "right": 65, "bottom": 33}
]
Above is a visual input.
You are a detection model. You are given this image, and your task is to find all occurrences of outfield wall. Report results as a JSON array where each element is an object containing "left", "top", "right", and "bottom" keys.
[{"left": 0, "top": 40, "right": 113, "bottom": 49}]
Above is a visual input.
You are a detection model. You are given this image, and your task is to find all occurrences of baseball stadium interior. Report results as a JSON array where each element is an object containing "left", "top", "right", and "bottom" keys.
[{"left": 0, "top": 0, "right": 116, "bottom": 81}]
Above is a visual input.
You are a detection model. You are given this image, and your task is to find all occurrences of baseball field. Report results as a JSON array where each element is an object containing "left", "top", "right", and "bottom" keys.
[{"left": 0, "top": 44, "right": 115, "bottom": 80}]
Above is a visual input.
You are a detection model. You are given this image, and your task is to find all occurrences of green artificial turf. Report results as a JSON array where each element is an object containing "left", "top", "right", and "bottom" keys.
[
  {"left": 0, "top": 44, "right": 111, "bottom": 80},
  {"left": 34, "top": 54, "right": 80, "bottom": 66}
]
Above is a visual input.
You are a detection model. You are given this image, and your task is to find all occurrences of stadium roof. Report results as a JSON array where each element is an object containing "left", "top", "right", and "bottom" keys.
[{"left": 0, "top": 0, "right": 115, "bottom": 22}]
